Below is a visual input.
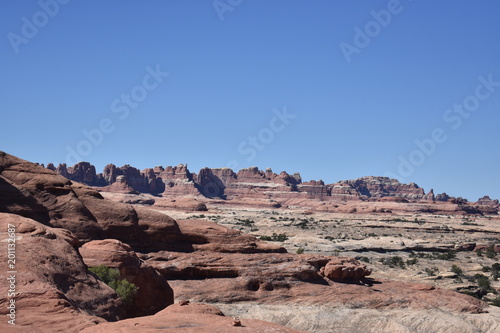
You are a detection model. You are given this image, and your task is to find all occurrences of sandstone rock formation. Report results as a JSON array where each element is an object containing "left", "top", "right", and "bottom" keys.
[
  {"left": 320, "top": 257, "right": 371, "bottom": 280},
  {"left": 80, "top": 239, "right": 174, "bottom": 317},
  {"left": 0, "top": 151, "right": 183, "bottom": 247},
  {"left": 0, "top": 213, "right": 123, "bottom": 333},
  {"left": 46, "top": 160, "right": 499, "bottom": 215},
  {"left": 0, "top": 151, "right": 304, "bottom": 332}
]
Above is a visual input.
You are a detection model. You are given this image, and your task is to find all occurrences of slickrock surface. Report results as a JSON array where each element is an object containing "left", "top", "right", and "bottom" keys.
[{"left": 80, "top": 302, "right": 305, "bottom": 333}]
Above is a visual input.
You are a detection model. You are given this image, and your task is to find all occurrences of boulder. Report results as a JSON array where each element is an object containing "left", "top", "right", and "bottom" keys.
[
  {"left": 80, "top": 239, "right": 174, "bottom": 317},
  {"left": 320, "top": 257, "right": 372, "bottom": 281}
]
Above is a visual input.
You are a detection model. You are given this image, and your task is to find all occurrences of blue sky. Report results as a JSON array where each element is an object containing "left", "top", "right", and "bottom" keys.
[{"left": 1, "top": 0, "right": 499, "bottom": 201}]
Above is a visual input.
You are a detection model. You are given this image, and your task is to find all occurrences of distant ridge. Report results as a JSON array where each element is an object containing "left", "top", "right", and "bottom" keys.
[{"left": 42, "top": 161, "right": 499, "bottom": 215}]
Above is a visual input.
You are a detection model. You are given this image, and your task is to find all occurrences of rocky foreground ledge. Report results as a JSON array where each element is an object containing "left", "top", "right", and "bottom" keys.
[{"left": 1, "top": 151, "right": 500, "bottom": 332}]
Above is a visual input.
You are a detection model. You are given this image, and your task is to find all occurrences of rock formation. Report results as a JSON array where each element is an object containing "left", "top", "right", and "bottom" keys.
[
  {"left": 0, "top": 213, "right": 123, "bottom": 332},
  {"left": 80, "top": 239, "right": 174, "bottom": 317},
  {"left": 46, "top": 160, "right": 499, "bottom": 215}
]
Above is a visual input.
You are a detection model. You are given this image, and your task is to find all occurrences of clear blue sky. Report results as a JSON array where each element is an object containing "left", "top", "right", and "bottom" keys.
[{"left": 1, "top": 0, "right": 499, "bottom": 201}]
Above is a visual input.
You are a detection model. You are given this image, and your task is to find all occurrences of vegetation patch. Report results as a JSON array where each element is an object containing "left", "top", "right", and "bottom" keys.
[
  {"left": 89, "top": 265, "right": 138, "bottom": 304},
  {"left": 260, "top": 233, "right": 288, "bottom": 242}
]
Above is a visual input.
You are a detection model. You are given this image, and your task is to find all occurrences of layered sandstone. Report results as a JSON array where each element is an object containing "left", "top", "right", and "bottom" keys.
[{"left": 46, "top": 161, "right": 499, "bottom": 215}]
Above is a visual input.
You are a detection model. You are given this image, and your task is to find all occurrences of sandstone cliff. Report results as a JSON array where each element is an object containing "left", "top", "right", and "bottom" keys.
[{"left": 47, "top": 161, "right": 499, "bottom": 215}]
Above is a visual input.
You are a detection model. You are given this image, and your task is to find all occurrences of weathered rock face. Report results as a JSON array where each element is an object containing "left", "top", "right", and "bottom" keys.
[
  {"left": 100, "top": 175, "right": 138, "bottom": 194},
  {"left": 478, "top": 195, "right": 500, "bottom": 206},
  {"left": 334, "top": 176, "right": 426, "bottom": 200},
  {"left": 0, "top": 151, "right": 183, "bottom": 247},
  {"left": 423, "top": 188, "right": 435, "bottom": 201},
  {"left": 320, "top": 257, "right": 372, "bottom": 281},
  {"left": 0, "top": 213, "right": 123, "bottom": 332},
  {"left": 56, "top": 162, "right": 105, "bottom": 186},
  {"left": 80, "top": 239, "right": 174, "bottom": 317},
  {"left": 196, "top": 167, "right": 226, "bottom": 198}
]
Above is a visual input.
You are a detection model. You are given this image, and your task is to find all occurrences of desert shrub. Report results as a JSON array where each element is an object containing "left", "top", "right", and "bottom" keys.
[
  {"left": 296, "top": 247, "right": 305, "bottom": 254},
  {"left": 473, "top": 274, "right": 492, "bottom": 292},
  {"left": 260, "top": 233, "right": 288, "bottom": 242},
  {"left": 492, "top": 263, "right": 500, "bottom": 281},
  {"left": 406, "top": 258, "right": 418, "bottom": 266},
  {"left": 110, "top": 279, "right": 139, "bottom": 304},
  {"left": 89, "top": 265, "right": 120, "bottom": 284},
  {"left": 433, "top": 251, "right": 456, "bottom": 260},
  {"left": 382, "top": 256, "right": 405, "bottom": 269},
  {"left": 425, "top": 267, "right": 439, "bottom": 276},
  {"left": 476, "top": 249, "right": 483, "bottom": 257},
  {"left": 90, "top": 265, "right": 138, "bottom": 304},
  {"left": 451, "top": 265, "right": 463, "bottom": 276},
  {"left": 485, "top": 246, "right": 497, "bottom": 259}
]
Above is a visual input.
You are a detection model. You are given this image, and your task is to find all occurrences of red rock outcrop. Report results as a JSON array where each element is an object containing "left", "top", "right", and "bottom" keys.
[
  {"left": 320, "top": 257, "right": 372, "bottom": 280},
  {"left": 56, "top": 162, "right": 105, "bottom": 186},
  {"left": 99, "top": 175, "right": 138, "bottom": 194},
  {"left": 0, "top": 151, "right": 187, "bottom": 249},
  {"left": 334, "top": 176, "right": 426, "bottom": 200},
  {"left": 46, "top": 160, "right": 499, "bottom": 215},
  {"left": 80, "top": 239, "right": 174, "bottom": 317},
  {"left": 0, "top": 213, "right": 123, "bottom": 332},
  {"left": 154, "top": 197, "right": 208, "bottom": 211}
]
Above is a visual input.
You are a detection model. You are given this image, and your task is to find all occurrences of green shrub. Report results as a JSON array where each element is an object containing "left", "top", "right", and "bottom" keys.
[
  {"left": 259, "top": 233, "right": 288, "bottom": 242},
  {"left": 406, "top": 258, "right": 418, "bottom": 266},
  {"left": 296, "top": 247, "right": 305, "bottom": 254},
  {"left": 89, "top": 265, "right": 138, "bottom": 305},
  {"left": 110, "top": 279, "right": 139, "bottom": 304},
  {"left": 425, "top": 267, "right": 438, "bottom": 276},
  {"left": 485, "top": 246, "right": 497, "bottom": 259},
  {"left": 434, "top": 251, "right": 456, "bottom": 260},
  {"left": 451, "top": 265, "right": 463, "bottom": 276},
  {"left": 89, "top": 265, "right": 120, "bottom": 284},
  {"left": 382, "top": 256, "right": 405, "bottom": 269},
  {"left": 492, "top": 263, "right": 500, "bottom": 281},
  {"left": 473, "top": 274, "right": 492, "bottom": 292}
]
